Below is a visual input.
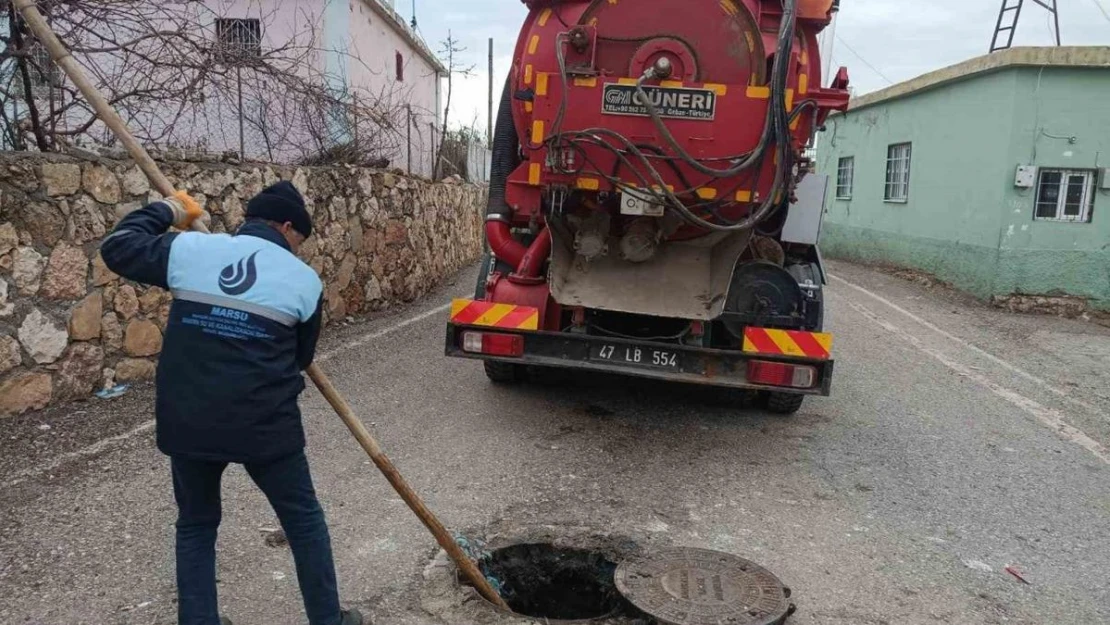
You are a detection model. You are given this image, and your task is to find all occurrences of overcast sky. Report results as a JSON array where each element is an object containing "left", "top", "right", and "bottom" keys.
[{"left": 402, "top": 0, "right": 1110, "bottom": 134}]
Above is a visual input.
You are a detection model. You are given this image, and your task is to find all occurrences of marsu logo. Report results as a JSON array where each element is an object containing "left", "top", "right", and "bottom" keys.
[
  {"left": 218, "top": 251, "right": 259, "bottom": 295},
  {"left": 210, "top": 306, "right": 249, "bottom": 322}
]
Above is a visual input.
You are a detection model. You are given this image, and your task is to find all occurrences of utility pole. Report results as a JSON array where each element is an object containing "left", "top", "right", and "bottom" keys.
[{"left": 488, "top": 38, "right": 494, "bottom": 146}]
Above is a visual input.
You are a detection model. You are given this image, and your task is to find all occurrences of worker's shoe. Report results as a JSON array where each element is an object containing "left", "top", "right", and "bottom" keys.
[
  {"left": 219, "top": 618, "right": 233, "bottom": 625},
  {"left": 341, "top": 608, "right": 366, "bottom": 625}
]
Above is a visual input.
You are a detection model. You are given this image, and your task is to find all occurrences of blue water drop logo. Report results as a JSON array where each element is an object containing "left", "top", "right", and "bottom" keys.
[{"left": 218, "top": 252, "right": 259, "bottom": 295}]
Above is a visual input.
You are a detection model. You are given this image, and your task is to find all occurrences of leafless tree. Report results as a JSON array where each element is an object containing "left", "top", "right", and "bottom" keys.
[
  {"left": 434, "top": 29, "right": 474, "bottom": 178},
  {"left": 0, "top": 0, "right": 424, "bottom": 165}
]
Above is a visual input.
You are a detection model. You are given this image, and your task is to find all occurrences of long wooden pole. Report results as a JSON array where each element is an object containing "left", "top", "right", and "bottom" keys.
[
  {"left": 12, "top": 0, "right": 508, "bottom": 611},
  {"left": 487, "top": 38, "right": 493, "bottom": 147}
]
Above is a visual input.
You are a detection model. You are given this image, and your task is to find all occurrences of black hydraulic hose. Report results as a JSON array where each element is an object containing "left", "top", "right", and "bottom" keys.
[{"left": 487, "top": 78, "right": 519, "bottom": 221}]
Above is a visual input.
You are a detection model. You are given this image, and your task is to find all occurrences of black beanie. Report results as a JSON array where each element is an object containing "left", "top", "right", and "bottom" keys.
[{"left": 246, "top": 181, "right": 312, "bottom": 238}]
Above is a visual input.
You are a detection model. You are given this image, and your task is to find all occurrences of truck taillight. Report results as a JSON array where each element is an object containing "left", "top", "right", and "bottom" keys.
[
  {"left": 462, "top": 331, "right": 524, "bottom": 357},
  {"left": 747, "top": 361, "right": 816, "bottom": 389}
]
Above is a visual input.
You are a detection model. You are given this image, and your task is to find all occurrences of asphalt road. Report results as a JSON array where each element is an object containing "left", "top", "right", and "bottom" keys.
[{"left": 1, "top": 260, "right": 1108, "bottom": 625}]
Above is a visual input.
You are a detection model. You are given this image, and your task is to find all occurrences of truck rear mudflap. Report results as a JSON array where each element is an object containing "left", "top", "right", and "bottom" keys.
[{"left": 445, "top": 301, "right": 834, "bottom": 396}]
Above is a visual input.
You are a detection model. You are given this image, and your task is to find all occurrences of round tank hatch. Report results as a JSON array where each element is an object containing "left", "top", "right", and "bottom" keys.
[
  {"left": 579, "top": 0, "right": 766, "bottom": 85},
  {"left": 614, "top": 547, "right": 795, "bottom": 625}
]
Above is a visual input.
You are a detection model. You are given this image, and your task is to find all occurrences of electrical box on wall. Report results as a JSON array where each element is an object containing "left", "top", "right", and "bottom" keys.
[
  {"left": 1099, "top": 169, "right": 1110, "bottom": 190},
  {"left": 1015, "top": 165, "right": 1037, "bottom": 188}
]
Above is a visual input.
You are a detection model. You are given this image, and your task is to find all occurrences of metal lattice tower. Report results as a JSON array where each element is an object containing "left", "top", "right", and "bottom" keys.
[{"left": 990, "top": 0, "right": 1062, "bottom": 53}]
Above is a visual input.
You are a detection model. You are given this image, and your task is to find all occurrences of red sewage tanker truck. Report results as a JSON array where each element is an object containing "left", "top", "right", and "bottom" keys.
[{"left": 446, "top": 0, "right": 851, "bottom": 413}]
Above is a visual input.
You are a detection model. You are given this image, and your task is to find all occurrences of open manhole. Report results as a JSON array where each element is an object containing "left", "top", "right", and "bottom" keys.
[
  {"left": 473, "top": 543, "right": 634, "bottom": 621},
  {"left": 429, "top": 528, "right": 794, "bottom": 625}
]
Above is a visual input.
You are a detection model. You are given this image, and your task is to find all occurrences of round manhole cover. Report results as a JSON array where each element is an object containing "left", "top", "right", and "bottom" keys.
[{"left": 614, "top": 548, "right": 794, "bottom": 625}]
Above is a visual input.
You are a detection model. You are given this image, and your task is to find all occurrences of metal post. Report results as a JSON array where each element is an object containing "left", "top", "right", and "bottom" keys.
[
  {"left": 352, "top": 92, "right": 359, "bottom": 150},
  {"left": 1051, "top": 0, "right": 1061, "bottom": 46},
  {"left": 488, "top": 37, "right": 494, "bottom": 146},
  {"left": 406, "top": 104, "right": 412, "bottom": 175},
  {"left": 429, "top": 122, "right": 436, "bottom": 178},
  {"left": 237, "top": 66, "right": 245, "bottom": 159}
]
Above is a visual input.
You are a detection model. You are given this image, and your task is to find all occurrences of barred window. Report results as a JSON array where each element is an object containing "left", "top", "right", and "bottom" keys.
[
  {"left": 215, "top": 18, "right": 262, "bottom": 60},
  {"left": 11, "top": 43, "right": 61, "bottom": 97},
  {"left": 836, "top": 156, "right": 854, "bottom": 199},
  {"left": 884, "top": 143, "right": 912, "bottom": 202}
]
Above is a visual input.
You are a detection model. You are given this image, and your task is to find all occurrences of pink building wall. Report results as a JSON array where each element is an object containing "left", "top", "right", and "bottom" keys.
[
  {"left": 201, "top": 0, "right": 443, "bottom": 172},
  {"left": 345, "top": 1, "right": 444, "bottom": 177},
  {"left": 29, "top": 0, "right": 443, "bottom": 171}
]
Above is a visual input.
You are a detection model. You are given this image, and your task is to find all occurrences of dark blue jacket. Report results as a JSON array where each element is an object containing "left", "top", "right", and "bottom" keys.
[{"left": 101, "top": 202, "right": 324, "bottom": 463}]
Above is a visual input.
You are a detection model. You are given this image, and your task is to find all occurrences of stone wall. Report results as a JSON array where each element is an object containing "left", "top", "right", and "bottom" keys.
[{"left": 0, "top": 154, "right": 485, "bottom": 416}]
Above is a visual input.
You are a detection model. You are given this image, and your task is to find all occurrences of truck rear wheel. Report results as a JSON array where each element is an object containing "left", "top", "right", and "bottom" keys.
[
  {"left": 766, "top": 392, "right": 805, "bottom": 415},
  {"left": 484, "top": 361, "right": 524, "bottom": 384}
]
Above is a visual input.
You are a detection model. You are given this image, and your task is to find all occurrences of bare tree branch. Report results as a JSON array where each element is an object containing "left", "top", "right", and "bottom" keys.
[{"left": 0, "top": 0, "right": 435, "bottom": 164}]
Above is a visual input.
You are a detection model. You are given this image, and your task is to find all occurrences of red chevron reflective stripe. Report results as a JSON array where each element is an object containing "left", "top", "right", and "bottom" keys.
[
  {"left": 743, "top": 327, "right": 833, "bottom": 360},
  {"left": 786, "top": 330, "right": 831, "bottom": 359},
  {"left": 744, "top": 328, "right": 782, "bottom": 355},
  {"left": 450, "top": 299, "right": 540, "bottom": 331}
]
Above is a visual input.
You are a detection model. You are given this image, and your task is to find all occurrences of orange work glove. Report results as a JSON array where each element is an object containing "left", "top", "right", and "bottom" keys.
[{"left": 163, "top": 190, "right": 205, "bottom": 229}]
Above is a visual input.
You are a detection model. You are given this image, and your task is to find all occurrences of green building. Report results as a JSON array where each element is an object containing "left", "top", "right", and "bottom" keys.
[{"left": 817, "top": 47, "right": 1110, "bottom": 311}]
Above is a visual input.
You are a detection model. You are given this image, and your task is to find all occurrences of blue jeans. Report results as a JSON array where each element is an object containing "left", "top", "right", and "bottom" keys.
[{"left": 171, "top": 450, "right": 342, "bottom": 625}]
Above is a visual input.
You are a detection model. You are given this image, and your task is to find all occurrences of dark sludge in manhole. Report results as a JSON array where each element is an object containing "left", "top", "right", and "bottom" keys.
[{"left": 467, "top": 543, "right": 639, "bottom": 621}]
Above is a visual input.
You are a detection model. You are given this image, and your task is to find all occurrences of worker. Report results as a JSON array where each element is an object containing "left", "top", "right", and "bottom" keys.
[{"left": 100, "top": 182, "right": 364, "bottom": 625}]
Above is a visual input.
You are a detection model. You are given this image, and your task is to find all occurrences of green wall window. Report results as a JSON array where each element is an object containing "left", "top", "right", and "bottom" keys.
[
  {"left": 1035, "top": 169, "right": 1095, "bottom": 222},
  {"left": 836, "top": 157, "right": 854, "bottom": 199},
  {"left": 884, "top": 143, "right": 912, "bottom": 202}
]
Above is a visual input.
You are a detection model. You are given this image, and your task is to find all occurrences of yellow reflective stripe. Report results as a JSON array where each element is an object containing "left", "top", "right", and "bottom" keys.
[
  {"left": 746, "top": 85, "right": 771, "bottom": 100},
  {"left": 450, "top": 299, "right": 472, "bottom": 319},
  {"left": 813, "top": 333, "right": 834, "bottom": 352},
  {"left": 704, "top": 83, "right": 728, "bottom": 96},
  {"left": 765, "top": 329, "right": 806, "bottom": 357},
  {"left": 474, "top": 304, "right": 516, "bottom": 327},
  {"left": 517, "top": 311, "right": 540, "bottom": 331}
]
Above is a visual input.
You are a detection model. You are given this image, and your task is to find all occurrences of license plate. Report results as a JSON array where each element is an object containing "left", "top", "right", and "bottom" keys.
[{"left": 590, "top": 343, "right": 680, "bottom": 369}]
